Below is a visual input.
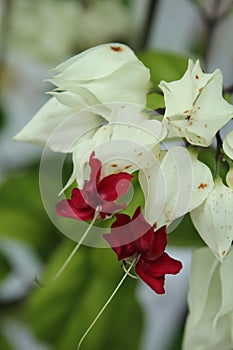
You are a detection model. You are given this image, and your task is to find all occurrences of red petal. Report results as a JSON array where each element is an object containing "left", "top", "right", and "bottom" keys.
[
  {"left": 136, "top": 261, "right": 165, "bottom": 294},
  {"left": 130, "top": 207, "right": 154, "bottom": 253},
  {"left": 89, "top": 151, "right": 101, "bottom": 184},
  {"left": 56, "top": 188, "right": 95, "bottom": 221},
  {"left": 143, "top": 226, "right": 167, "bottom": 261},
  {"left": 103, "top": 214, "right": 137, "bottom": 260},
  {"left": 141, "top": 253, "right": 183, "bottom": 277},
  {"left": 70, "top": 188, "right": 89, "bottom": 209},
  {"left": 98, "top": 173, "right": 133, "bottom": 201},
  {"left": 83, "top": 152, "right": 101, "bottom": 195}
]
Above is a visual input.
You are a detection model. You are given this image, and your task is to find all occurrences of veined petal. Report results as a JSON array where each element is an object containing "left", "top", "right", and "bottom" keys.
[
  {"left": 140, "top": 146, "right": 214, "bottom": 228},
  {"left": 190, "top": 177, "right": 233, "bottom": 262},
  {"left": 183, "top": 247, "right": 233, "bottom": 350}
]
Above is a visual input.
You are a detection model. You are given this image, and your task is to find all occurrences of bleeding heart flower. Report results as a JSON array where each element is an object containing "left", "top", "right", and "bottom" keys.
[
  {"left": 159, "top": 60, "right": 233, "bottom": 146},
  {"left": 56, "top": 151, "right": 133, "bottom": 221},
  {"left": 104, "top": 207, "right": 182, "bottom": 294}
]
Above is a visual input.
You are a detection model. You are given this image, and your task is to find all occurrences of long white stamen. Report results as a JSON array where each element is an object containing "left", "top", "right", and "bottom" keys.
[
  {"left": 77, "top": 258, "right": 136, "bottom": 349},
  {"left": 35, "top": 211, "right": 99, "bottom": 286},
  {"left": 122, "top": 261, "right": 138, "bottom": 279}
]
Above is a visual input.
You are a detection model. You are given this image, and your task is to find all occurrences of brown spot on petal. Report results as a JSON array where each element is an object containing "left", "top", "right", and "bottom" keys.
[
  {"left": 222, "top": 250, "right": 226, "bottom": 256},
  {"left": 110, "top": 46, "right": 123, "bottom": 52},
  {"left": 137, "top": 152, "right": 143, "bottom": 157},
  {"left": 153, "top": 222, "right": 157, "bottom": 230},
  {"left": 198, "top": 183, "right": 208, "bottom": 189},
  {"left": 111, "top": 164, "right": 118, "bottom": 168},
  {"left": 195, "top": 74, "right": 199, "bottom": 79},
  {"left": 199, "top": 87, "right": 203, "bottom": 93},
  {"left": 124, "top": 165, "right": 132, "bottom": 170}
]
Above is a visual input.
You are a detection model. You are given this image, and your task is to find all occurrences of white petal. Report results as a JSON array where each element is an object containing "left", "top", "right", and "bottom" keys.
[
  {"left": 223, "top": 130, "right": 233, "bottom": 160},
  {"left": 141, "top": 147, "right": 213, "bottom": 228},
  {"left": 14, "top": 97, "right": 102, "bottom": 152},
  {"left": 186, "top": 247, "right": 219, "bottom": 328},
  {"left": 226, "top": 167, "right": 233, "bottom": 189},
  {"left": 53, "top": 43, "right": 140, "bottom": 81},
  {"left": 183, "top": 247, "right": 233, "bottom": 350},
  {"left": 159, "top": 59, "right": 233, "bottom": 146},
  {"left": 190, "top": 178, "right": 233, "bottom": 262}
]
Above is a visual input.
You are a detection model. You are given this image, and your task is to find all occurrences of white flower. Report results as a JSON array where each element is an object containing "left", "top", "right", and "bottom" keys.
[
  {"left": 49, "top": 42, "right": 150, "bottom": 106},
  {"left": 183, "top": 246, "right": 233, "bottom": 350},
  {"left": 223, "top": 130, "right": 233, "bottom": 160},
  {"left": 190, "top": 177, "right": 233, "bottom": 262},
  {"left": 159, "top": 60, "right": 233, "bottom": 146},
  {"left": 14, "top": 43, "right": 150, "bottom": 152},
  {"left": 63, "top": 104, "right": 167, "bottom": 189},
  {"left": 139, "top": 147, "right": 214, "bottom": 229}
]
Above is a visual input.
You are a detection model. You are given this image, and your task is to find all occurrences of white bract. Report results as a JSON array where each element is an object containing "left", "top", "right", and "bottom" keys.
[
  {"left": 190, "top": 177, "right": 233, "bottom": 262},
  {"left": 223, "top": 130, "right": 233, "bottom": 160},
  {"left": 139, "top": 147, "right": 214, "bottom": 229},
  {"left": 14, "top": 43, "right": 150, "bottom": 152},
  {"left": 159, "top": 60, "right": 233, "bottom": 146},
  {"left": 183, "top": 247, "right": 233, "bottom": 350},
  {"left": 226, "top": 167, "right": 233, "bottom": 189},
  {"left": 50, "top": 42, "right": 150, "bottom": 106},
  {"left": 64, "top": 105, "right": 167, "bottom": 188}
]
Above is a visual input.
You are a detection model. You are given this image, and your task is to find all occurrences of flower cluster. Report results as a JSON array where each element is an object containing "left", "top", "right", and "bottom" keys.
[{"left": 15, "top": 42, "right": 233, "bottom": 348}]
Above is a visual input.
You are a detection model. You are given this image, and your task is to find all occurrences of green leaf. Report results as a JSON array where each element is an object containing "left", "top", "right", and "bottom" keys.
[
  {"left": 168, "top": 213, "right": 205, "bottom": 247},
  {"left": 0, "top": 168, "right": 59, "bottom": 257},
  {"left": 0, "top": 332, "right": 12, "bottom": 350},
  {"left": 138, "top": 50, "right": 189, "bottom": 86},
  {"left": 25, "top": 240, "right": 143, "bottom": 350},
  {"left": 146, "top": 92, "right": 165, "bottom": 111}
]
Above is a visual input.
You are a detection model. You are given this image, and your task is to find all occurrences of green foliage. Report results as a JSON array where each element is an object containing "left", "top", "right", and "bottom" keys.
[
  {"left": 0, "top": 167, "right": 59, "bottom": 257},
  {"left": 24, "top": 241, "right": 143, "bottom": 350},
  {"left": 138, "top": 51, "right": 189, "bottom": 86},
  {"left": 146, "top": 92, "right": 165, "bottom": 111},
  {"left": 0, "top": 253, "right": 10, "bottom": 282},
  {"left": 0, "top": 332, "right": 12, "bottom": 350},
  {"left": 139, "top": 51, "right": 190, "bottom": 110},
  {"left": 168, "top": 213, "right": 205, "bottom": 248}
]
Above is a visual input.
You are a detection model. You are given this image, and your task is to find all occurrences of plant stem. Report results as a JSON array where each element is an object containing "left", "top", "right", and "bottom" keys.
[
  {"left": 138, "top": 0, "right": 160, "bottom": 49},
  {"left": 215, "top": 131, "right": 223, "bottom": 177}
]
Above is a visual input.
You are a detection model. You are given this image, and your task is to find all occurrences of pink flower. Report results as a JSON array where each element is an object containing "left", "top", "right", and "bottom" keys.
[
  {"left": 56, "top": 152, "right": 133, "bottom": 221},
  {"left": 104, "top": 207, "right": 182, "bottom": 294}
]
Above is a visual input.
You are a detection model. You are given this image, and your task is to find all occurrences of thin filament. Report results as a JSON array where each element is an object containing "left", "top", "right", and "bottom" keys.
[
  {"left": 77, "top": 258, "right": 136, "bottom": 349},
  {"left": 122, "top": 261, "right": 138, "bottom": 280},
  {"left": 35, "top": 211, "right": 99, "bottom": 286}
]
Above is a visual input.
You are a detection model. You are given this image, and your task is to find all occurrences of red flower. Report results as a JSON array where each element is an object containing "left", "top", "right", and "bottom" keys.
[
  {"left": 56, "top": 152, "right": 133, "bottom": 221},
  {"left": 104, "top": 207, "right": 182, "bottom": 294}
]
